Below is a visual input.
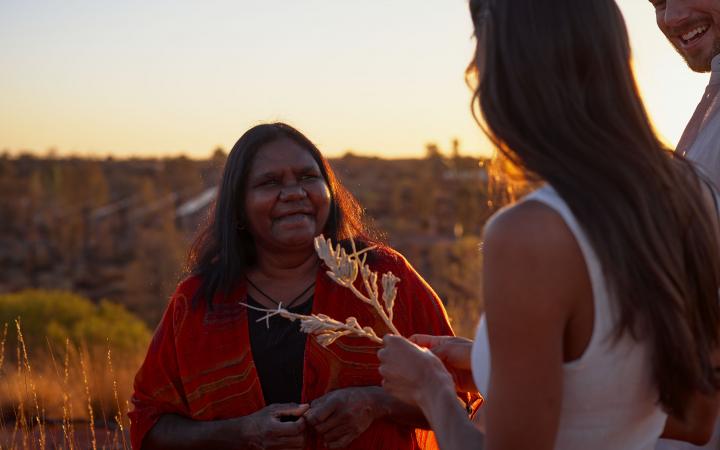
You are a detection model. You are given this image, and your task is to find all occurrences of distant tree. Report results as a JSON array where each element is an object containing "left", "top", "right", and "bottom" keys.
[
  {"left": 425, "top": 142, "right": 442, "bottom": 159},
  {"left": 44, "top": 147, "right": 59, "bottom": 159},
  {"left": 451, "top": 138, "right": 460, "bottom": 159},
  {"left": 211, "top": 146, "right": 227, "bottom": 168}
]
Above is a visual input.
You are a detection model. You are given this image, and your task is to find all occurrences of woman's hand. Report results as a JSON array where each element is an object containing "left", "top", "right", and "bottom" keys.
[
  {"left": 143, "top": 403, "right": 309, "bottom": 450},
  {"left": 378, "top": 334, "right": 455, "bottom": 410},
  {"left": 240, "top": 403, "right": 309, "bottom": 450},
  {"left": 410, "top": 334, "right": 477, "bottom": 392},
  {"left": 303, "top": 386, "right": 382, "bottom": 448}
]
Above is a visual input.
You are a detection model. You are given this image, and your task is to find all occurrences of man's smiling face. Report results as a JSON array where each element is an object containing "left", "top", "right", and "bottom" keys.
[{"left": 651, "top": 0, "right": 720, "bottom": 72}]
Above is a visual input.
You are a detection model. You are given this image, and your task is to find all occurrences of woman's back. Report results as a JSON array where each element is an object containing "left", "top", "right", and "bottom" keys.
[
  {"left": 376, "top": 0, "right": 720, "bottom": 447},
  {"left": 472, "top": 185, "right": 667, "bottom": 450}
]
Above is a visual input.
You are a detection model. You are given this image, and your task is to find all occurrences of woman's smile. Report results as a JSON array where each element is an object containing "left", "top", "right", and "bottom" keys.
[{"left": 273, "top": 212, "right": 314, "bottom": 227}]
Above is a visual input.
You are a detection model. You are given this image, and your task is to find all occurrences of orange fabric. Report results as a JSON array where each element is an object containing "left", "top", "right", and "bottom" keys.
[{"left": 129, "top": 247, "right": 464, "bottom": 449}]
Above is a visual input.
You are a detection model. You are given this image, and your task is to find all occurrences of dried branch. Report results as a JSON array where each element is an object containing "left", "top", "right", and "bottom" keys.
[
  {"left": 240, "top": 302, "right": 382, "bottom": 346},
  {"left": 314, "top": 235, "right": 401, "bottom": 336},
  {"left": 239, "top": 235, "right": 402, "bottom": 348}
]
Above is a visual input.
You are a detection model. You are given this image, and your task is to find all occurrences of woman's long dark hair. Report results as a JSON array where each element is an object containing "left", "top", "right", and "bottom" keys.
[
  {"left": 469, "top": 0, "right": 720, "bottom": 417},
  {"left": 186, "top": 122, "right": 377, "bottom": 308}
]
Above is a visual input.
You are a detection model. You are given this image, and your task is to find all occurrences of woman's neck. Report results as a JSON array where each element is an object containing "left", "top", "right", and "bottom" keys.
[{"left": 251, "top": 247, "right": 319, "bottom": 282}]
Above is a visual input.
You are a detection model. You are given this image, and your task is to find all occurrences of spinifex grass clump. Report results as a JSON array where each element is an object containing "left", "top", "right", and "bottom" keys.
[
  {"left": 0, "top": 320, "right": 137, "bottom": 449},
  {"left": 242, "top": 235, "right": 401, "bottom": 346}
]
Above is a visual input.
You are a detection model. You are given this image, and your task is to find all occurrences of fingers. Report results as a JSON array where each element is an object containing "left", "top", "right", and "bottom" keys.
[
  {"left": 410, "top": 335, "right": 474, "bottom": 371},
  {"left": 303, "top": 396, "right": 338, "bottom": 429},
  {"left": 409, "top": 333, "right": 447, "bottom": 348},
  {"left": 382, "top": 333, "right": 411, "bottom": 347},
  {"left": 270, "top": 402, "right": 310, "bottom": 418},
  {"left": 272, "top": 416, "right": 307, "bottom": 436},
  {"left": 379, "top": 337, "right": 421, "bottom": 406},
  {"left": 379, "top": 334, "right": 428, "bottom": 368},
  {"left": 409, "top": 336, "right": 457, "bottom": 364},
  {"left": 379, "top": 335, "right": 412, "bottom": 377},
  {"left": 380, "top": 334, "right": 457, "bottom": 407},
  {"left": 379, "top": 334, "right": 416, "bottom": 358},
  {"left": 427, "top": 342, "right": 457, "bottom": 366},
  {"left": 266, "top": 403, "right": 309, "bottom": 436},
  {"left": 311, "top": 410, "right": 370, "bottom": 448},
  {"left": 308, "top": 412, "right": 341, "bottom": 434},
  {"left": 305, "top": 388, "right": 377, "bottom": 447}
]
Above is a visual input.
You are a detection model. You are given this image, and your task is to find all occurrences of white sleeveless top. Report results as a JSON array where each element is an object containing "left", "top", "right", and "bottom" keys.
[{"left": 471, "top": 186, "right": 667, "bottom": 450}]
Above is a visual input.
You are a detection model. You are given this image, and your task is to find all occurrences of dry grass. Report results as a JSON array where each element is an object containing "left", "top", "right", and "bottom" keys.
[{"left": 0, "top": 320, "right": 141, "bottom": 449}]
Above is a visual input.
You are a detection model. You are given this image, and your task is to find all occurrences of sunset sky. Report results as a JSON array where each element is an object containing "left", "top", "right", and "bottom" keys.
[{"left": 0, "top": 1, "right": 710, "bottom": 159}]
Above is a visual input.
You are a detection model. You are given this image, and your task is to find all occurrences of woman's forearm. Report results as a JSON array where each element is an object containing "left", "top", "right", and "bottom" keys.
[
  {"left": 142, "top": 414, "right": 257, "bottom": 450},
  {"left": 418, "top": 384, "right": 485, "bottom": 450}
]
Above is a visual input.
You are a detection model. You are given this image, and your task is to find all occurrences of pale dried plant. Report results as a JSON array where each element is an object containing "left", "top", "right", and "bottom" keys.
[
  {"left": 63, "top": 338, "right": 76, "bottom": 450},
  {"left": 241, "top": 235, "right": 401, "bottom": 347},
  {"left": 107, "top": 344, "right": 129, "bottom": 450},
  {"left": 0, "top": 322, "right": 7, "bottom": 373},
  {"left": 80, "top": 349, "right": 98, "bottom": 450},
  {"left": 44, "top": 335, "right": 71, "bottom": 450},
  {"left": 315, "top": 236, "right": 401, "bottom": 335},
  {"left": 0, "top": 323, "right": 138, "bottom": 449},
  {"left": 14, "top": 325, "right": 29, "bottom": 449},
  {"left": 0, "top": 322, "right": 7, "bottom": 441},
  {"left": 16, "top": 319, "right": 46, "bottom": 449},
  {"left": 241, "top": 303, "right": 383, "bottom": 346}
]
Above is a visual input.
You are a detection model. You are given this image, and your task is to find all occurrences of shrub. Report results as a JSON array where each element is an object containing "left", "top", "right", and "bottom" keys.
[
  {"left": 0, "top": 290, "right": 149, "bottom": 446},
  {"left": 0, "top": 289, "right": 150, "bottom": 360}
]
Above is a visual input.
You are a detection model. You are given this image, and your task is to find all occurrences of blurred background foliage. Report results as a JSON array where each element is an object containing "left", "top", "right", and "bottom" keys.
[
  {"left": 0, "top": 143, "right": 524, "bottom": 339},
  {"left": 0, "top": 143, "right": 530, "bottom": 437},
  {"left": 0, "top": 290, "right": 150, "bottom": 361}
]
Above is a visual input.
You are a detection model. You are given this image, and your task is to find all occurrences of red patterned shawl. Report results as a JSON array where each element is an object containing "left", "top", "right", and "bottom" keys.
[{"left": 129, "top": 247, "right": 469, "bottom": 449}]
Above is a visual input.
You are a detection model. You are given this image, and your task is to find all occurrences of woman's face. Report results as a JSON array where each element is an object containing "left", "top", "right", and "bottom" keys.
[{"left": 243, "top": 138, "right": 331, "bottom": 252}]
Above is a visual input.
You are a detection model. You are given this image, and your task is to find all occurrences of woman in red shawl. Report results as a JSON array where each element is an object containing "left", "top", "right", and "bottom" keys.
[{"left": 129, "top": 122, "right": 469, "bottom": 449}]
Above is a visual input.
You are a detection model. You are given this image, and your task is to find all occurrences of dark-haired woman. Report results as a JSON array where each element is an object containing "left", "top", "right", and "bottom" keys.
[
  {"left": 129, "top": 123, "right": 466, "bottom": 449},
  {"left": 378, "top": 0, "right": 720, "bottom": 449}
]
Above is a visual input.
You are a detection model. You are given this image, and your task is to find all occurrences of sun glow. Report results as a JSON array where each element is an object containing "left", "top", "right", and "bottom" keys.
[{"left": 0, "top": 0, "right": 711, "bottom": 159}]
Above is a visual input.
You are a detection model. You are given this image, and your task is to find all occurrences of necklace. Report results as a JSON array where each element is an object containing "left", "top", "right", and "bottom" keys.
[{"left": 245, "top": 276, "right": 315, "bottom": 309}]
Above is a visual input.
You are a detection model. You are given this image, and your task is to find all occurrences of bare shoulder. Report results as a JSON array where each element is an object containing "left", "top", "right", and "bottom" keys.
[
  {"left": 483, "top": 199, "right": 580, "bottom": 259},
  {"left": 482, "top": 199, "right": 589, "bottom": 316}
]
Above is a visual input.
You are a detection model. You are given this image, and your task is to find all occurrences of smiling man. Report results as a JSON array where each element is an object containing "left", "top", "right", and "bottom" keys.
[{"left": 651, "top": 0, "right": 720, "bottom": 186}]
